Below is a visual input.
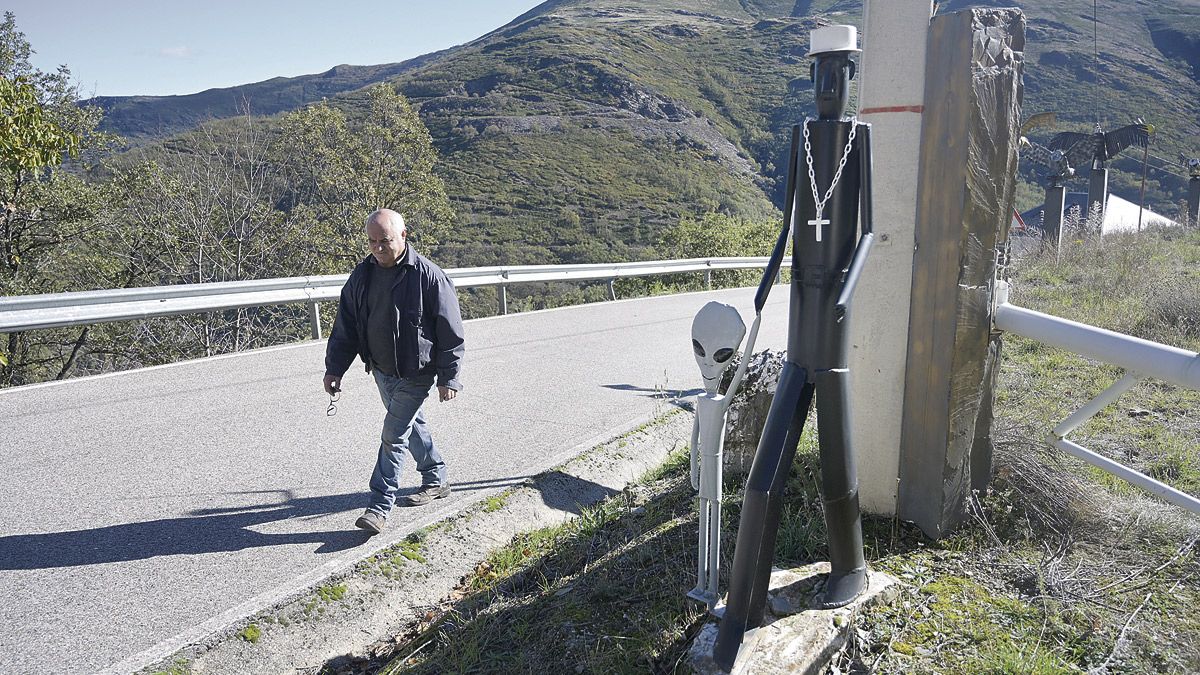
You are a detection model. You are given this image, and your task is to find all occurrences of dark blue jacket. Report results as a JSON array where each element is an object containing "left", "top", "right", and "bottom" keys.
[{"left": 324, "top": 246, "right": 464, "bottom": 391}]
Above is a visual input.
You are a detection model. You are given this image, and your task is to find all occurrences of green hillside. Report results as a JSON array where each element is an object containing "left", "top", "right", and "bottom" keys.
[{"left": 95, "top": 0, "right": 1200, "bottom": 266}]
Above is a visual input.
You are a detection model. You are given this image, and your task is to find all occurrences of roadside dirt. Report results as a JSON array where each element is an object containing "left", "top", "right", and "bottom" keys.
[{"left": 140, "top": 407, "right": 691, "bottom": 675}]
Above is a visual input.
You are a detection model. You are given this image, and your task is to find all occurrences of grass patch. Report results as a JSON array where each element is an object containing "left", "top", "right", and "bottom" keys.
[
  {"left": 369, "top": 228, "right": 1199, "bottom": 674},
  {"left": 237, "top": 624, "right": 261, "bottom": 644},
  {"left": 149, "top": 658, "right": 191, "bottom": 675},
  {"left": 482, "top": 493, "right": 508, "bottom": 513},
  {"left": 316, "top": 583, "right": 347, "bottom": 603}
]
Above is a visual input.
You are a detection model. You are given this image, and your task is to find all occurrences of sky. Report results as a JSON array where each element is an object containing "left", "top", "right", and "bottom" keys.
[{"left": 7, "top": 1, "right": 545, "bottom": 98}]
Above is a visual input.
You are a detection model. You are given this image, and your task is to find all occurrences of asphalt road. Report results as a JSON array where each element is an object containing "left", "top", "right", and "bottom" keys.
[{"left": 0, "top": 287, "right": 788, "bottom": 674}]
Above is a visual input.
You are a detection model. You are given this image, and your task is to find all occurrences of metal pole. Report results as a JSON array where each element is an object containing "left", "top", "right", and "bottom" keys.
[
  {"left": 995, "top": 302, "right": 1200, "bottom": 390},
  {"left": 1137, "top": 140, "right": 1150, "bottom": 232},
  {"left": 1053, "top": 438, "right": 1200, "bottom": 515},
  {"left": 308, "top": 301, "right": 321, "bottom": 340},
  {"left": 1052, "top": 372, "right": 1140, "bottom": 438}
]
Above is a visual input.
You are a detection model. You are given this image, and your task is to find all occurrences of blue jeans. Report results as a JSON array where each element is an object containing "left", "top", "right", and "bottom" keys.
[{"left": 368, "top": 370, "right": 446, "bottom": 516}]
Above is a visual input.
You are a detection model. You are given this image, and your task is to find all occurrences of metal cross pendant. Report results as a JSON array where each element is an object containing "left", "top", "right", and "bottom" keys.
[{"left": 808, "top": 210, "right": 829, "bottom": 242}]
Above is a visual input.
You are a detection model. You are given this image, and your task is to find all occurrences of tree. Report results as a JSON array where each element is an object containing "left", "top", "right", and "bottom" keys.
[
  {"left": 273, "top": 84, "right": 455, "bottom": 266},
  {"left": 654, "top": 211, "right": 779, "bottom": 290},
  {"left": 0, "top": 12, "right": 115, "bottom": 384}
]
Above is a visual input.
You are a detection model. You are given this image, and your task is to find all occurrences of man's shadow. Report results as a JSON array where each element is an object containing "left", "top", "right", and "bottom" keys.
[{"left": 0, "top": 490, "right": 372, "bottom": 570}]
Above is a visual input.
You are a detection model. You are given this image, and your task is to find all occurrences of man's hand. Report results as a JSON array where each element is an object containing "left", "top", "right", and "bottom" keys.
[
  {"left": 438, "top": 385, "right": 457, "bottom": 402},
  {"left": 323, "top": 374, "right": 342, "bottom": 396}
]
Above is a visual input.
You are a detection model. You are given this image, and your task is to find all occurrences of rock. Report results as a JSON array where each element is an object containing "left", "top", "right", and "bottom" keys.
[{"left": 722, "top": 349, "right": 785, "bottom": 475}]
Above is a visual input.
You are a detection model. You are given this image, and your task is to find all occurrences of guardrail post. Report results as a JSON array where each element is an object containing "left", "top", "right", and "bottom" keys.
[
  {"left": 608, "top": 278, "right": 617, "bottom": 301},
  {"left": 308, "top": 301, "right": 322, "bottom": 340},
  {"left": 498, "top": 285, "right": 508, "bottom": 316},
  {"left": 704, "top": 268, "right": 712, "bottom": 290}
]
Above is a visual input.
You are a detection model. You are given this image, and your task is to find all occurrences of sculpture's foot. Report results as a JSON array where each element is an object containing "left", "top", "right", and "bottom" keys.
[{"left": 818, "top": 567, "right": 867, "bottom": 609}]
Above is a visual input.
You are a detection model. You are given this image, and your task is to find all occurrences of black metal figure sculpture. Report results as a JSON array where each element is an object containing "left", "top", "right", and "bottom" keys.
[
  {"left": 712, "top": 24, "right": 874, "bottom": 670},
  {"left": 1048, "top": 120, "right": 1151, "bottom": 222}
]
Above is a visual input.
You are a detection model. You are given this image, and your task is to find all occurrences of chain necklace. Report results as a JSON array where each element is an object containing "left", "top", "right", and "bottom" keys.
[{"left": 802, "top": 117, "right": 858, "bottom": 242}]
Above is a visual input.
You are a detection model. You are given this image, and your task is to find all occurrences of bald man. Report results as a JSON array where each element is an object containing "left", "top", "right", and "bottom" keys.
[{"left": 323, "top": 209, "right": 465, "bottom": 534}]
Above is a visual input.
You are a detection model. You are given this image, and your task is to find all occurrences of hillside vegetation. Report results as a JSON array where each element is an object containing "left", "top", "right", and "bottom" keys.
[{"left": 95, "top": 0, "right": 1200, "bottom": 259}]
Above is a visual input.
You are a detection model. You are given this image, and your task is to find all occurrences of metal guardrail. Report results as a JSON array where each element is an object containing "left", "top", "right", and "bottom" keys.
[
  {"left": 993, "top": 281, "right": 1200, "bottom": 515},
  {"left": 0, "top": 257, "right": 770, "bottom": 337}
]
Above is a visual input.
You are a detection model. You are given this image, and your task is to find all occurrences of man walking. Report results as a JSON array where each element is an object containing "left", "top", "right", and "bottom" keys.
[{"left": 323, "top": 208, "right": 465, "bottom": 534}]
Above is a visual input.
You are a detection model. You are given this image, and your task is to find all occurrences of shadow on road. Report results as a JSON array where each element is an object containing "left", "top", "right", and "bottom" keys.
[
  {"left": 601, "top": 383, "right": 703, "bottom": 398},
  {"left": 0, "top": 490, "right": 373, "bottom": 570}
]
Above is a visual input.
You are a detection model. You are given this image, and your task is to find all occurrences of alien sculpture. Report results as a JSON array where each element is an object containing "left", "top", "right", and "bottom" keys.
[{"left": 687, "top": 301, "right": 761, "bottom": 609}]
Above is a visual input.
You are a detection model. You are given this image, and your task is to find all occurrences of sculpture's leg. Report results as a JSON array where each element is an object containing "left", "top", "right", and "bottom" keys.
[
  {"left": 814, "top": 367, "right": 867, "bottom": 608},
  {"left": 689, "top": 419, "right": 723, "bottom": 607},
  {"left": 713, "top": 361, "right": 814, "bottom": 670},
  {"left": 689, "top": 491, "right": 713, "bottom": 605},
  {"left": 704, "top": 446, "right": 724, "bottom": 601}
]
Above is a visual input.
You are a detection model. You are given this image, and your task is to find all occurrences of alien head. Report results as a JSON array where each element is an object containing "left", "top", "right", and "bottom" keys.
[
  {"left": 808, "top": 25, "right": 861, "bottom": 120},
  {"left": 691, "top": 302, "right": 746, "bottom": 393}
]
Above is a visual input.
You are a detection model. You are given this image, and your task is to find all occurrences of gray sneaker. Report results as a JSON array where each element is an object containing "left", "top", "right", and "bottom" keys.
[
  {"left": 354, "top": 510, "right": 386, "bottom": 534},
  {"left": 399, "top": 484, "right": 451, "bottom": 507}
]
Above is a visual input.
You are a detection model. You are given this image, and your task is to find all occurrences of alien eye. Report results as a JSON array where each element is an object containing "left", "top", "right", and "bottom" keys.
[
  {"left": 692, "top": 339, "right": 705, "bottom": 357},
  {"left": 713, "top": 348, "right": 734, "bottom": 363}
]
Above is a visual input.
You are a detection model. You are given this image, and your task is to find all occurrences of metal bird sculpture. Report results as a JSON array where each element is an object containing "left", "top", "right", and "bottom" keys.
[
  {"left": 1048, "top": 119, "right": 1151, "bottom": 170},
  {"left": 1181, "top": 152, "right": 1200, "bottom": 178},
  {"left": 1019, "top": 111, "right": 1057, "bottom": 138},
  {"left": 1019, "top": 136, "right": 1075, "bottom": 186}
]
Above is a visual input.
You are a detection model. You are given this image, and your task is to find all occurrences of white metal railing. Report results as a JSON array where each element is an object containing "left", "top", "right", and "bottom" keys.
[
  {"left": 992, "top": 281, "right": 1200, "bottom": 515},
  {"left": 0, "top": 257, "right": 770, "bottom": 336}
]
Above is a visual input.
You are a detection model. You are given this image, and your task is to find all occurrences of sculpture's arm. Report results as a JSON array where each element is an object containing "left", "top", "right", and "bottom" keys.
[
  {"left": 719, "top": 313, "right": 762, "bottom": 414},
  {"left": 835, "top": 123, "right": 875, "bottom": 319},
  {"left": 755, "top": 125, "right": 802, "bottom": 314},
  {"left": 689, "top": 413, "right": 701, "bottom": 490}
]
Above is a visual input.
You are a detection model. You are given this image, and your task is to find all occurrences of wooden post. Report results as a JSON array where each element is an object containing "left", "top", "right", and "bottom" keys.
[
  {"left": 1188, "top": 178, "right": 1200, "bottom": 226},
  {"left": 1043, "top": 184, "right": 1066, "bottom": 253},
  {"left": 897, "top": 7, "right": 1025, "bottom": 537}
]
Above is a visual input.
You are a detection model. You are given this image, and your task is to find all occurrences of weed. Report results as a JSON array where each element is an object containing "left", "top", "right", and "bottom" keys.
[
  {"left": 483, "top": 493, "right": 508, "bottom": 513},
  {"left": 238, "top": 624, "right": 261, "bottom": 644},
  {"left": 149, "top": 657, "right": 191, "bottom": 675},
  {"left": 316, "top": 583, "right": 346, "bottom": 603}
]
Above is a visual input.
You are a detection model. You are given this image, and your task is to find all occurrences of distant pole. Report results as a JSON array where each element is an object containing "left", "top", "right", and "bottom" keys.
[{"left": 1137, "top": 140, "right": 1150, "bottom": 232}]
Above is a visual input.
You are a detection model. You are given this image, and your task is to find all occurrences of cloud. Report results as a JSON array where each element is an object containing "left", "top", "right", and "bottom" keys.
[{"left": 159, "top": 46, "right": 193, "bottom": 59}]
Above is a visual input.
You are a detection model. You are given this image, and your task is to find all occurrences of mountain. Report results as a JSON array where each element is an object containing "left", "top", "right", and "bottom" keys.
[
  {"left": 92, "top": 0, "right": 1200, "bottom": 264},
  {"left": 87, "top": 56, "right": 443, "bottom": 142}
]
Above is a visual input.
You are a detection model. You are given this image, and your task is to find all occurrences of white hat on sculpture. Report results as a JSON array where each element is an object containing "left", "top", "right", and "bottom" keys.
[{"left": 807, "top": 25, "right": 861, "bottom": 56}]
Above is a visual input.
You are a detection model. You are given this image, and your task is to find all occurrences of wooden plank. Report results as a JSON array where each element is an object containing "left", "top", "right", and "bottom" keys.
[{"left": 897, "top": 8, "right": 1024, "bottom": 537}]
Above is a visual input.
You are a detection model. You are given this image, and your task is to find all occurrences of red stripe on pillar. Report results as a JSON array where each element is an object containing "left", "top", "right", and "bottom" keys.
[{"left": 859, "top": 105, "right": 925, "bottom": 115}]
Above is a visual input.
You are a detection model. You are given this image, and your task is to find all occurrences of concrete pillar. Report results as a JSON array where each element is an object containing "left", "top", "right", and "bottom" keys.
[
  {"left": 1087, "top": 166, "right": 1108, "bottom": 226},
  {"left": 1043, "top": 184, "right": 1065, "bottom": 248},
  {"left": 1187, "top": 178, "right": 1199, "bottom": 225},
  {"left": 898, "top": 8, "right": 1024, "bottom": 538},
  {"left": 849, "top": 0, "right": 934, "bottom": 515}
]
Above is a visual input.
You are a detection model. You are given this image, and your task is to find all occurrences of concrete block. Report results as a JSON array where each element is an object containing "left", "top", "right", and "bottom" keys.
[
  {"left": 849, "top": 0, "right": 934, "bottom": 515},
  {"left": 690, "top": 563, "right": 899, "bottom": 675}
]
